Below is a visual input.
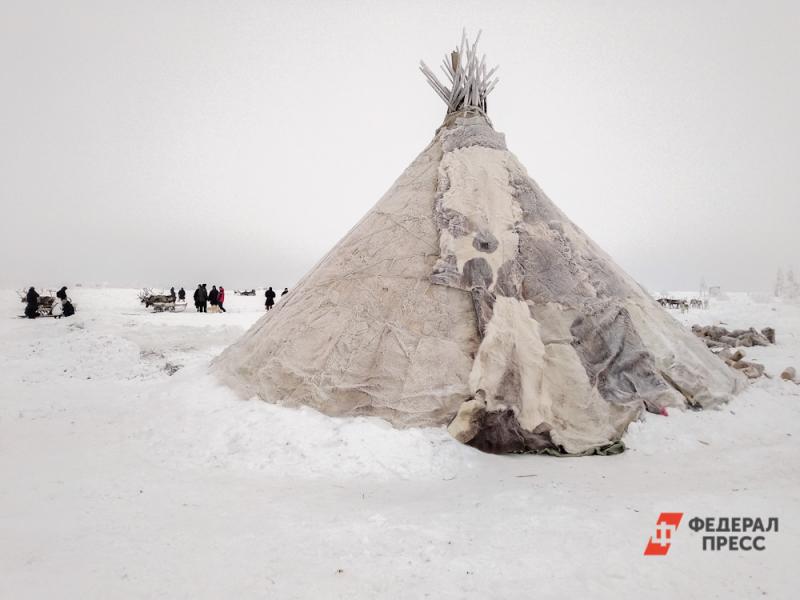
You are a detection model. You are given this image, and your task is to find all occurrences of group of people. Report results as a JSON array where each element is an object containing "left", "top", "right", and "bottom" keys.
[
  {"left": 192, "top": 283, "right": 289, "bottom": 312},
  {"left": 23, "top": 282, "right": 290, "bottom": 319},
  {"left": 22, "top": 282, "right": 293, "bottom": 319},
  {"left": 24, "top": 286, "right": 75, "bottom": 319},
  {"left": 264, "top": 286, "right": 289, "bottom": 311},
  {"left": 193, "top": 284, "right": 226, "bottom": 313}
]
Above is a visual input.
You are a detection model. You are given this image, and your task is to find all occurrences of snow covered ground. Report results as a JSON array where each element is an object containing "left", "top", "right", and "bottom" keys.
[{"left": 1, "top": 289, "right": 799, "bottom": 598}]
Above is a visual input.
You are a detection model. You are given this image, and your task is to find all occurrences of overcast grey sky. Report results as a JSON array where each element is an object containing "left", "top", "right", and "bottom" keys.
[{"left": 1, "top": 0, "right": 797, "bottom": 292}]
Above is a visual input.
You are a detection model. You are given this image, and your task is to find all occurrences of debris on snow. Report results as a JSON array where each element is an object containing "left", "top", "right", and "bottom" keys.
[{"left": 691, "top": 324, "right": 774, "bottom": 349}]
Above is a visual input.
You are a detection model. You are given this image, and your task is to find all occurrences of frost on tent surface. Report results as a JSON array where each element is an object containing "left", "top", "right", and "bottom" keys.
[
  {"left": 214, "top": 32, "right": 745, "bottom": 456},
  {"left": 419, "top": 30, "right": 498, "bottom": 116}
]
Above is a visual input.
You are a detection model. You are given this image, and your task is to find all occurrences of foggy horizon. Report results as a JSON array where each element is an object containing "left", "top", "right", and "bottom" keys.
[{"left": 2, "top": 0, "right": 798, "bottom": 294}]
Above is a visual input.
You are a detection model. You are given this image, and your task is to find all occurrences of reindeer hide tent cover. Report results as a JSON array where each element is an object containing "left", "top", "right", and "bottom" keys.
[{"left": 214, "top": 34, "right": 744, "bottom": 455}]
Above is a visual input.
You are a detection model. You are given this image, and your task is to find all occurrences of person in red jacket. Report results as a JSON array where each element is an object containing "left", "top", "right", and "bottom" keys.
[{"left": 218, "top": 286, "right": 226, "bottom": 312}]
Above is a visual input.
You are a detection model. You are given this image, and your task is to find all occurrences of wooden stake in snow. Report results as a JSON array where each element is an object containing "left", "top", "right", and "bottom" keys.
[{"left": 419, "top": 30, "right": 499, "bottom": 114}]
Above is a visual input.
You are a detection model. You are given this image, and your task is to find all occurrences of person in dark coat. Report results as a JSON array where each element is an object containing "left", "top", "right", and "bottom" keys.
[
  {"left": 218, "top": 286, "right": 226, "bottom": 312},
  {"left": 208, "top": 285, "right": 219, "bottom": 306},
  {"left": 193, "top": 285, "right": 202, "bottom": 312},
  {"left": 25, "top": 287, "right": 39, "bottom": 319},
  {"left": 54, "top": 286, "right": 75, "bottom": 318},
  {"left": 281, "top": 287, "right": 289, "bottom": 296},
  {"left": 62, "top": 299, "right": 75, "bottom": 317},
  {"left": 169, "top": 286, "right": 176, "bottom": 300},
  {"left": 199, "top": 284, "right": 208, "bottom": 313},
  {"left": 265, "top": 286, "right": 276, "bottom": 310},
  {"left": 178, "top": 287, "right": 186, "bottom": 301}
]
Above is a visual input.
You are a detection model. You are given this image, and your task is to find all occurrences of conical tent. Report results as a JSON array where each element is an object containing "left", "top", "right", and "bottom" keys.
[{"left": 214, "top": 34, "right": 744, "bottom": 455}]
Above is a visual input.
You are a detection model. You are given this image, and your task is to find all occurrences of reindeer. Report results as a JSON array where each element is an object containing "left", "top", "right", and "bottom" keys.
[
  {"left": 657, "top": 297, "right": 689, "bottom": 311},
  {"left": 138, "top": 288, "right": 174, "bottom": 309}
]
